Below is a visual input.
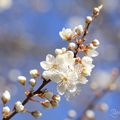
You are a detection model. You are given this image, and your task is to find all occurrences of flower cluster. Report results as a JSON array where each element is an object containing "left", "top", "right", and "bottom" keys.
[
  {"left": 40, "top": 48, "right": 96, "bottom": 99},
  {"left": 40, "top": 4, "right": 103, "bottom": 99}
]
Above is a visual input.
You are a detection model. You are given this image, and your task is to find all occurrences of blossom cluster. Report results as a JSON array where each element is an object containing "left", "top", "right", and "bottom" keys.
[
  {"left": 40, "top": 47, "right": 98, "bottom": 99},
  {"left": 40, "top": 5, "right": 102, "bottom": 99}
]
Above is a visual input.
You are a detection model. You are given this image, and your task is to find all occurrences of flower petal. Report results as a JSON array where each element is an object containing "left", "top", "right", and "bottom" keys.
[
  {"left": 46, "top": 54, "right": 55, "bottom": 63},
  {"left": 87, "top": 50, "right": 99, "bottom": 57},
  {"left": 40, "top": 61, "right": 51, "bottom": 70},
  {"left": 57, "top": 83, "right": 66, "bottom": 95}
]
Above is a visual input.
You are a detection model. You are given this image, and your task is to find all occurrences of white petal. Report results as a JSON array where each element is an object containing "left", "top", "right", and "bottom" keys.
[
  {"left": 42, "top": 71, "right": 51, "bottom": 80},
  {"left": 59, "top": 31, "right": 65, "bottom": 40},
  {"left": 79, "top": 77, "right": 88, "bottom": 84},
  {"left": 87, "top": 50, "right": 99, "bottom": 57},
  {"left": 50, "top": 71, "right": 62, "bottom": 83},
  {"left": 67, "top": 84, "right": 77, "bottom": 93},
  {"left": 40, "top": 61, "right": 51, "bottom": 70},
  {"left": 57, "top": 83, "right": 66, "bottom": 95},
  {"left": 82, "top": 56, "right": 93, "bottom": 65},
  {"left": 46, "top": 54, "right": 55, "bottom": 63},
  {"left": 66, "top": 51, "right": 74, "bottom": 58}
]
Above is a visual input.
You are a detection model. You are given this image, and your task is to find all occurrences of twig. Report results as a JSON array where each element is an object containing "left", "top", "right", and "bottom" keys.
[
  {"left": 2, "top": 80, "right": 51, "bottom": 120},
  {"left": 77, "top": 72, "right": 118, "bottom": 120}
]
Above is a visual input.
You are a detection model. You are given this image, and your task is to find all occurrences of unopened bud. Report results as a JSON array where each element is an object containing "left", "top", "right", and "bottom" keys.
[
  {"left": 68, "top": 109, "right": 77, "bottom": 118},
  {"left": 89, "top": 43, "right": 96, "bottom": 49},
  {"left": 2, "top": 106, "right": 10, "bottom": 117},
  {"left": 86, "top": 16, "right": 92, "bottom": 24},
  {"left": 18, "top": 76, "right": 26, "bottom": 86},
  {"left": 68, "top": 42, "right": 76, "bottom": 50},
  {"left": 31, "top": 111, "right": 42, "bottom": 118},
  {"left": 74, "top": 25, "right": 84, "bottom": 36},
  {"left": 93, "top": 7, "right": 99, "bottom": 15},
  {"left": 44, "top": 91, "right": 53, "bottom": 100},
  {"left": 52, "top": 95, "right": 61, "bottom": 102},
  {"left": 50, "top": 100, "right": 58, "bottom": 108},
  {"left": 41, "top": 100, "right": 51, "bottom": 109},
  {"left": 29, "top": 79, "right": 36, "bottom": 87},
  {"left": 30, "top": 69, "right": 39, "bottom": 78},
  {"left": 92, "top": 39, "right": 100, "bottom": 47},
  {"left": 14, "top": 101, "right": 24, "bottom": 112},
  {"left": 1, "top": 90, "right": 11, "bottom": 104},
  {"left": 55, "top": 49, "right": 62, "bottom": 55},
  {"left": 85, "top": 110, "right": 95, "bottom": 119},
  {"left": 98, "top": 103, "right": 109, "bottom": 112}
]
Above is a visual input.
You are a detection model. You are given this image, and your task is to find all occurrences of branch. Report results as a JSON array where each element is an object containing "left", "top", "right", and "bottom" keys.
[
  {"left": 77, "top": 69, "right": 119, "bottom": 120},
  {"left": 3, "top": 80, "right": 51, "bottom": 120}
]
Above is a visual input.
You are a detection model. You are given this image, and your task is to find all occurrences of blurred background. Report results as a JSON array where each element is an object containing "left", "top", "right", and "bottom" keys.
[{"left": 0, "top": 0, "right": 120, "bottom": 120}]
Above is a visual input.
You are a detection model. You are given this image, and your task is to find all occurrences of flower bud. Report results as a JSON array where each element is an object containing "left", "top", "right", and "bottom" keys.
[
  {"left": 89, "top": 43, "right": 96, "bottom": 49},
  {"left": 92, "top": 39, "right": 100, "bottom": 47},
  {"left": 50, "top": 100, "right": 58, "bottom": 108},
  {"left": 52, "top": 95, "right": 61, "bottom": 102},
  {"left": 74, "top": 25, "right": 84, "bottom": 36},
  {"left": 14, "top": 101, "right": 24, "bottom": 112},
  {"left": 2, "top": 106, "right": 10, "bottom": 117},
  {"left": 85, "top": 110, "right": 95, "bottom": 119},
  {"left": 62, "top": 47, "right": 67, "bottom": 53},
  {"left": 68, "top": 109, "right": 77, "bottom": 118},
  {"left": 59, "top": 28, "right": 73, "bottom": 41},
  {"left": 31, "top": 111, "right": 42, "bottom": 118},
  {"left": 1, "top": 90, "right": 11, "bottom": 104},
  {"left": 68, "top": 42, "right": 76, "bottom": 50},
  {"left": 93, "top": 7, "right": 99, "bottom": 15},
  {"left": 55, "top": 49, "right": 62, "bottom": 55},
  {"left": 44, "top": 91, "right": 53, "bottom": 100},
  {"left": 86, "top": 16, "right": 92, "bottom": 24},
  {"left": 18, "top": 76, "right": 26, "bottom": 86},
  {"left": 30, "top": 69, "right": 39, "bottom": 78},
  {"left": 98, "top": 103, "right": 109, "bottom": 112},
  {"left": 41, "top": 100, "right": 51, "bottom": 109},
  {"left": 75, "top": 57, "right": 81, "bottom": 63},
  {"left": 29, "top": 79, "right": 36, "bottom": 87}
]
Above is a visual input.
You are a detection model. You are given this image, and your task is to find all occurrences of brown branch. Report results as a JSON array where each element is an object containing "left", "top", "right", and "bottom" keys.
[
  {"left": 77, "top": 71, "right": 118, "bottom": 120},
  {"left": 3, "top": 80, "right": 51, "bottom": 120}
]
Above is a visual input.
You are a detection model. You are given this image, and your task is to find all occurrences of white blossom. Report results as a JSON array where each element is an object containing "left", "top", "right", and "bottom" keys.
[
  {"left": 81, "top": 56, "right": 94, "bottom": 76},
  {"left": 40, "top": 48, "right": 96, "bottom": 99},
  {"left": 59, "top": 28, "right": 73, "bottom": 41}
]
